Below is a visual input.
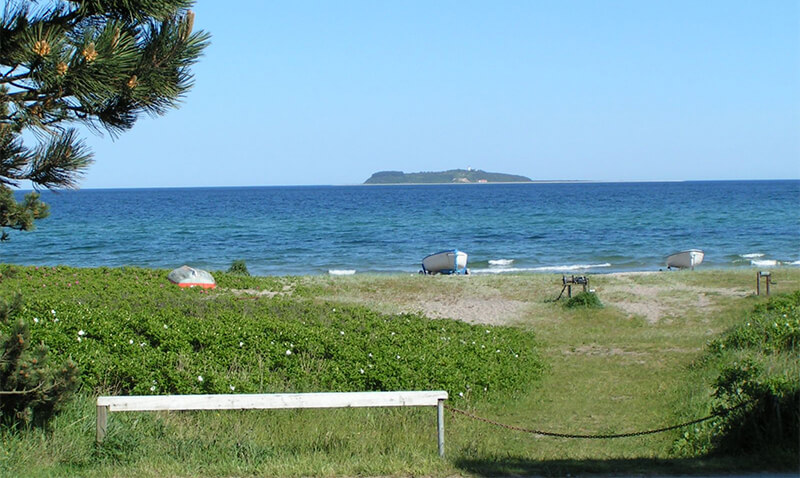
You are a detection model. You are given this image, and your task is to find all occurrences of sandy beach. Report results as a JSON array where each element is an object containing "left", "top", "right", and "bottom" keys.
[{"left": 299, "top": 269, "right": 798, "bottom": 326}]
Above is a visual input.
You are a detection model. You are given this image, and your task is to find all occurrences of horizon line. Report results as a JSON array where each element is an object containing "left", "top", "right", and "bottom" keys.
[{"left": 11, "top": 178, "right": 800, "bottom": 192}]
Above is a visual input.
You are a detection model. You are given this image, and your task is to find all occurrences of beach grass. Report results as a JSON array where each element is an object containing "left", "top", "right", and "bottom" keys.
[{"left": 1, "top": 266, "right": 798, "bottom": 476}]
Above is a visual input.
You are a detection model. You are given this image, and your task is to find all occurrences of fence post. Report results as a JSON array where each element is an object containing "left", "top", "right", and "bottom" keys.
[
  {"left": 437, "top": 398, "right": 445, "bottom": 457},
  {"left": 96, "top": 404, "right": 108, "bottom": 444}
]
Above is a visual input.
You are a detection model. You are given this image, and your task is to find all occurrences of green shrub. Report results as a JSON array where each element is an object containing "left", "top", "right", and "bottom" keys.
[
  {"left": 0, "top": 294, "right": 79, "bottom": 428},
  {"left": 564, "top": 291, "right": 602, "bottom": 309},
  {"left": 676, "top": 292, "right": 799, "bottom": 457},
  {"left": 227, "top": 260, "right": 250, "bottom": 276},
  {"left": 0, "top": 266, "right": 545, "bottom": 402}
]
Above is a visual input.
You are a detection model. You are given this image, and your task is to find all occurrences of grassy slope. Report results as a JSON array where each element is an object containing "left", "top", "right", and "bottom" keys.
[{"left": 2, "top": 267, "right": 799, "bottom": 476}]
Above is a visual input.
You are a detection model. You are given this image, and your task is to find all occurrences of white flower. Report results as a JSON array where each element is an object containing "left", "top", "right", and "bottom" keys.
[
  {"left": 359, "top": 368, "right": 365, "bottom": 374},
  {"left": 163, "top": 324, "right": 168, "bottom": 329},
  {"left": 340, "top": 331, "right": 345, "bottom": 335},
  {"left": 391, "top": 332, "right": 395, "bottom": 336},
  {"left": 150, "top": 385, "right": 156, "bottom": 391},
  {"left": 496, "top": 349, "right": 500, "bottom": 353},
  {"left": 51, "top": 309, "right": 56, "bottom": 315},
  {"left": 459, "top": 392, "right": 464, "bottom": 397},
  {"left": 54, "top": 318, "right": 59, "bottom": 323},
  {"left": 78, "top": 330, "right": 85, "bottom": 336},
  {"left": 485, "top": 329, "right": 490, "bottom": 334},
  {"left": 140, "top": 342, "right": 146, "bottom": 347},
  {"left": 396, "top": 355, "right": 401, "bottom": 359},
  {"left": 129, "top": 339, "right": 134, "bottom": 344},
  {"left": 77, "top": 337, "right": 82, "bottom": 342},
  {"left": 332, "top": 308, "right": 336, "bottom": 312},
  {"left": 285, "top": 349, "right": 292, "bottom": 355},
  {"left": 33, "top": 318, "right": 39, "bottom": 323},
  {"left": 368, "top": 353, "right": 373, "bottom": 358},
  {"left": 239, "top": 341, "right": 244, "bottom": 347},
  {"left": 481, "top": 345, "right": 485, "bottom": 349},
  {"left": 515, "top": 354, "right": 519, "bottom": 358},
  {"left": 197, "top": 375, "right": 203, "bottom": 382},
  {"left": 229, "top": 385, "right": 235, "bottom": 391}
]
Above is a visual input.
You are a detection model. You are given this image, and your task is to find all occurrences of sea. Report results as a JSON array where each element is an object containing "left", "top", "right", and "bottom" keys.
[{"left": 2, "top": 180, "right": 799, "bottom": 276}]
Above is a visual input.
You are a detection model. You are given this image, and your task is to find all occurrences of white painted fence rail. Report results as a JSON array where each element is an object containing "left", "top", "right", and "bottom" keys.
[{"left": 97, "top": 391, "right": 448, "bottom": 456}]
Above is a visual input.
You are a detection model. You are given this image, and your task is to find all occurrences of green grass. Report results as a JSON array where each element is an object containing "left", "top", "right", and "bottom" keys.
[{"left": 1, "top": 266, "right": 799, "bottom": 476}]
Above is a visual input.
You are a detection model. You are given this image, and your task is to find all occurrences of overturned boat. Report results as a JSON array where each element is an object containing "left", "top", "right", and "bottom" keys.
[
  {"left": 666, "top": 249, "right": 704, "bottom": 270},
  {"left": 167, "top": 265, "right": 217, "bottom": 288},
  {"left": 421, "top": 250, "right": 468, "bottom": 275}
]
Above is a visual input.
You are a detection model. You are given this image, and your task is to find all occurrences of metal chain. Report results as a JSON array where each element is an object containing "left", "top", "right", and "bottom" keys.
[{"left": 444, "top": 401, "right": 750, "bottom": 439}]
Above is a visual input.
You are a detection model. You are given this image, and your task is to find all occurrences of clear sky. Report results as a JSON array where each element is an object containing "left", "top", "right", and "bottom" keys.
[{"left": 78, "top": 0, "right": 799, "bottom": 188}]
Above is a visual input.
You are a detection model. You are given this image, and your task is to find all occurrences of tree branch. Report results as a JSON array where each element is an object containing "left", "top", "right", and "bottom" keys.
[
  {"left": 0, "top": 381, "right": 44, "bottom": 395},
  {"left": 0, "top": 72, "right": 31, "bottom": 84}
]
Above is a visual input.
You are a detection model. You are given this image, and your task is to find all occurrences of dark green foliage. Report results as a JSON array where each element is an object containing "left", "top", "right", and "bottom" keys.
[
  {"left": 0, "top": 266, "right": 545, "bottom": 401},
  {"left": 0, "top": 293, "right": 79, "bottom": 428},
  {"left": 564, "top": 291, "right": 602, "bottom": 309},
  {"left": 710, "top": 360, "right": 799, "bottom": 455},
  {"left": 0, "top": 188, "right": 49, "bottom": 241},
  {"left": 708, "top": 291, "right": 800, "bottom": 354},
  {"left": 227, "top": 260, "right": 249, "bottom": 276},
  {"left": 675, "top": 292, "right": 799, "bottom": 458},
  {"left": 0, "top": 0, "right": 209, "bottom": 240}
]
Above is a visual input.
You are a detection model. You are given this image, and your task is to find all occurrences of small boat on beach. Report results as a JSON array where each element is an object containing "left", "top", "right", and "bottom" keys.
[
  {"left": 666, "top": 249, "right": 705, "bottom": 270},
  {"left": 421, "top": 250, "right": 469, "bottom": 275},
  {"left": 167, "top": 265, "right": 217, "bottom": 288}
]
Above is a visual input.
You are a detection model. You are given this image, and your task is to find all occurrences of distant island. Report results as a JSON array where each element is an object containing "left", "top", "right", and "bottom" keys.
[{"left": 364, "top": 169, "right": 532, "bottom": 184}]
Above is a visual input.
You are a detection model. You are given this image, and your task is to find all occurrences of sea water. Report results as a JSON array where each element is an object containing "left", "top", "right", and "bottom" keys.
[{"left": 2, "top": 180, "right": 798, "bottom": 276}]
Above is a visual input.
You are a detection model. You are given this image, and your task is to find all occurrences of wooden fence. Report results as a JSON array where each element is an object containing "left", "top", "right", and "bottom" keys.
[{"left": 97, "top": 390, "right": 448, "bottom": 457}]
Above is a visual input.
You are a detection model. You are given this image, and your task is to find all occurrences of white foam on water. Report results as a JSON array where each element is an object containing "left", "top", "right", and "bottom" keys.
[
  {"left": 529, "top": 263, "right": 612, "bottom": 272},
  {"left": 740, "top": 253, "right": 765, "bottom": 258},
  {"left": 788, "top": 260, "right": 800, "bottom": 266},
  {"left": 488, "top": 259, "right": 514, "bottom": 266},
  {"left": 750, "top": 259, "right": 779, "bottom": 267},
  {"left": 328, "top": 269, "right": 356, "bottom": 275},
  {"left": 471, "top": 263, "right": 611, "bottom": 274}
]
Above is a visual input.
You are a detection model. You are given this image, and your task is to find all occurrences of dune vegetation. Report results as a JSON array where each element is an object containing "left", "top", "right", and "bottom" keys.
[{"left": 1, "top": 265, "right": 798, "bottom": 476}]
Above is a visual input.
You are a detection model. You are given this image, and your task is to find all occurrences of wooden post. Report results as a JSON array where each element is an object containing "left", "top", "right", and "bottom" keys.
[
  {"left": 437, "top": 399, "right": 445, "bottom": 458},
  {"left": 757, "top": 272, "right": 760, "bottom": 295},
  {"left": 757, "top": 272, "right": 772, "bottom": 296},
  {"left": 766, "top": 274, "right": 771, "bottom": 296},
  {"left": 96, "top": 404, "right": 108, "bottom": 444}
]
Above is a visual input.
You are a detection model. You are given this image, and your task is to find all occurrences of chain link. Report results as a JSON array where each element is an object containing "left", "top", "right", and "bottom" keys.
[{"left": 444, "top": 401, "right": 750, "bottom": 439}]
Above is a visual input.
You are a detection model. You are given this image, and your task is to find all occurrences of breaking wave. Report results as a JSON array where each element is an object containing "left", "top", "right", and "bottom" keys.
[
  {"left": 488, "top": 259, "right": 514, "bottom": 266},
  {"left": 471, "top": 263, "right": 612, "bottom": 274},
  {"left": 328, "top": 269, "right": 356, "bottom": 275},
  {"left": 740, "top": 253, "right": 765, "bottom": 258},
  {"left": 750, "top": 259, "right": 779, "bottom": 267}
]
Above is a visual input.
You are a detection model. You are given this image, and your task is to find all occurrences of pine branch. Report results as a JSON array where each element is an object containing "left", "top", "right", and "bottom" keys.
[{"left": 0, "top": 381, "right": 44, "bottom": 395}]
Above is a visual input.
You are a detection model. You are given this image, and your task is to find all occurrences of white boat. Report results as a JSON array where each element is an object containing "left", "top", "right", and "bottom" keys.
[
  {"left": 167, "top": 265, "right": 217, "bottom": 288},
  {"left": 421, "top": 250, "right": 468, "bottom": 274},
  {"left": 666, "top": 249, "right": 705, "bottom": 270}
]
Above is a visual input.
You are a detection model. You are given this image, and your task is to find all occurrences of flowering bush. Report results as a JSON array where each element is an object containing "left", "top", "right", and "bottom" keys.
[{"left": 0, "top": 265, "right": 544, "bottom": 400}]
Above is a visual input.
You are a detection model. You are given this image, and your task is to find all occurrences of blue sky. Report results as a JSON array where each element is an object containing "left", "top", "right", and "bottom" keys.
[{"left": 80, "top": 0, "right": 799, "bottom": 188}]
